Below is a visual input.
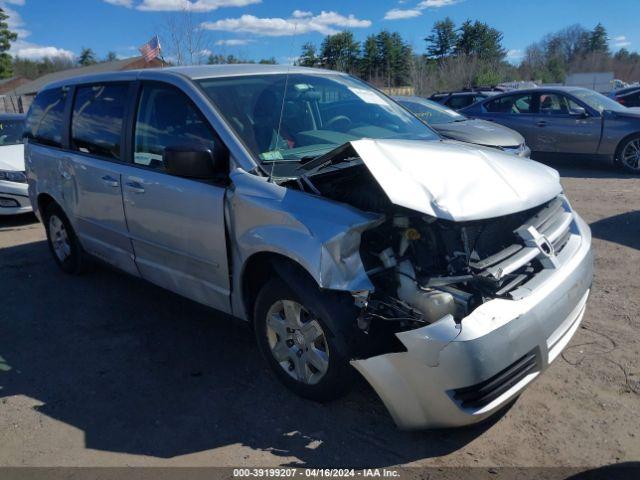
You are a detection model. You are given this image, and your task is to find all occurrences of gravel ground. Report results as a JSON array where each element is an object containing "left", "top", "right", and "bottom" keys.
[{"left": 0, "top": 166, "right": 638, "bottom": 468}]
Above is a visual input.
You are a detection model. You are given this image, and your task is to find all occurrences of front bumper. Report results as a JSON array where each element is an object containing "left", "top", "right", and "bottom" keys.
[
  {"left": 0, "top": 180, "right": 32, "bottom": 215},
  {"left": 352, "top": 213, "right": 593, "bottom": 429}
]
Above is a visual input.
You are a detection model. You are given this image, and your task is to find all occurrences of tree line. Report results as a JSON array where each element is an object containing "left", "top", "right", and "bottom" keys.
[{"left": 298, "top": 18, "right": 640, "bottom": 94}]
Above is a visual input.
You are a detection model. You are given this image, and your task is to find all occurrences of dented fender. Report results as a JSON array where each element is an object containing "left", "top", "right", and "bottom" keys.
[{"left": 226, "top": 169, "right": 382, "bottom": 320}]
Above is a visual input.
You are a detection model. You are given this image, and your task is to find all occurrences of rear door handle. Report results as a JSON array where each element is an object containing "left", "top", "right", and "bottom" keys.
[
  {"left": 536, "top": 120, "right": 547, "bottom": 127},
  {"left": 125, "top": 181, "right": 145, "bottom": 194},
  {"left": 101, "top": 175, "right": 119, "bottom": 188}
]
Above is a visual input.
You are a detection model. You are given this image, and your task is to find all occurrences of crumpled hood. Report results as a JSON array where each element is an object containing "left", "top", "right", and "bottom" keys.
[
  {"left": 350, "top": 138, "right": 562, "bottom": 221},
  {"left": 0, "top": 144, "right": 25, "bottom": 171},
  {"left": 433, "top": 118, "right": 524, "bottom": 147}
]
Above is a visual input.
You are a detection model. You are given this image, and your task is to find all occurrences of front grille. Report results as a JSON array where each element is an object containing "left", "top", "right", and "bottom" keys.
[
  {"left": 469, "top": 196, "right": 575, "bottom": 296},
  {"left": 451, "top": 350, "right": 538, "bottom": 410}
]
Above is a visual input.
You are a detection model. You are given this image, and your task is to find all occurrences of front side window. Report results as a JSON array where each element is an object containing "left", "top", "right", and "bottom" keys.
[
  {"left": 485, "top": 93, "right": 533, "bottom": 114},
  {"left": 71, "top": 84, "right": 128, "bottom": 159},
  {"left": 0, "top": 119, "right": 25, "bottom": 146},
  {"left": 197, "top": 73, "right": 438, "bottom": 170},
  {"left": 134, "top": 84, "right": 216, "bottom": 170},
  {"left": 25, "top": 88, "right": 68, "bottom": 147},
  {"left": 538, "top": 93, "right": 583, "bottom": 115}
]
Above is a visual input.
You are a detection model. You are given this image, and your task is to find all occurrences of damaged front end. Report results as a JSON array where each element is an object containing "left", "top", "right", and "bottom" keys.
[{"left": 281, "top": 139, "right": 593, "bottom": 429}]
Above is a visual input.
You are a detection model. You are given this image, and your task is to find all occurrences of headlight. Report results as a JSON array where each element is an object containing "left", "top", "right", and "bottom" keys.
[{"left": 0, "top": 170, "right": 27, "bottom": 183}]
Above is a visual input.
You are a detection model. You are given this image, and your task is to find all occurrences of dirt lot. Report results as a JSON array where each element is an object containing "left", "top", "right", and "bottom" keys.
[{"left": 0, "top": 166, "right": 638, "bottom": 468}]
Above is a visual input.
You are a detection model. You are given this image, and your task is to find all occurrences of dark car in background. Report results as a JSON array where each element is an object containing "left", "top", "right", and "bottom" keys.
[
  {"left": 429, "top": 89, "right": 499, "bottom": 110},
  {"left": 609, "top": 86, "right": 640, "bottom": 107},
  {"left": 394, "top": 95, "right": 530, "bottom": 157},
  {"left": 461, "top": 86, "right": 640, "bottom": 173}
]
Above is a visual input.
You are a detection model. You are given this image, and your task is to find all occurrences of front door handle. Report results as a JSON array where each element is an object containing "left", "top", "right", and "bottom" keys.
[
  {"left": 101, "top": 175, "right": 119, "bottom": 188},
  {"left": 125, "top": 181, "right": 145, "bottom": 194},
  {"left": 536, "top": 120, "right": 547, "bottom": 127}
]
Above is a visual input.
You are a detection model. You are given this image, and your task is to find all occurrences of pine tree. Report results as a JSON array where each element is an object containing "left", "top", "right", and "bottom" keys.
[
  {"left": 78, "top": 48, "right": 97, "bottom": 67},
  {"left": 0, "top": 8, "right": 18, "bottom": 79},
  {"left": 425, "top": 17, "right": 458, "bottom": 60}
]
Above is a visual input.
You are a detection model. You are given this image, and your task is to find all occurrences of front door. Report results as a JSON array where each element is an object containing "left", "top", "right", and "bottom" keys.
[
  {"left": 121, "top": 82, "right": 231, "bottom": 313},
  {"left": 533, "top": 92, "right": 601, "bottom": 157}
]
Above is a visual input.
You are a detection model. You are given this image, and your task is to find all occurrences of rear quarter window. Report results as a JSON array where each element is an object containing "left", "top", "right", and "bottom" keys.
[{"left": 25, "top": 88, "right": 68, "bottom": 148}]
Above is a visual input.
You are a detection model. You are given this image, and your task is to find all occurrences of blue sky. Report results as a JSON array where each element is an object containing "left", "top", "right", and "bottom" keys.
[{"left": 5, "top": 0, "right": 640, "bottom": 64}]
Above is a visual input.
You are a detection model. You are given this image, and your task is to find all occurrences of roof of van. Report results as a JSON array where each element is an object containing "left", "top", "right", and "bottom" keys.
[{"left": 37, "top": 64, "right": 345, "bottom": 92}]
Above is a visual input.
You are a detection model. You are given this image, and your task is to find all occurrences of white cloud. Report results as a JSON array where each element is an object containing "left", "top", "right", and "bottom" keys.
[
  {"left": 417, "top": 0, "right": 461, "bottom": 7},
  {"left": 202, "top": 10, "right": 371, "bottom": 37},
  {"left": 2, "top": 1, "right": 75, "bottom": 60},
  {"left": 612, "top": 35, "right": 631, "bottom": 48},
  {"left": 384, "top": 8, "right": 421, "bottom": 20},
  {"left": 136, "top": 0, "right": 260, "bottom": 11},
  {"left": 103, "top": 0, "right": 133, "bottom": 7},
  {"left": 384, "top": 0, "right": 461, "bottom": 20},
  {"left": 506, "top": 49, "right": 523, "bottom": 63},
  {"left": 215, "top": 38, "right": 252, "bottom": 46},
  {"left": 13, "top": 45, "right": 74, "bottom": 59}
]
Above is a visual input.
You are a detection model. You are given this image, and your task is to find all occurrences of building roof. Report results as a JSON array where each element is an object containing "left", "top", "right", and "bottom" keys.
[{"left": 13, "top": 56, "right": 162, "bottom": 96}]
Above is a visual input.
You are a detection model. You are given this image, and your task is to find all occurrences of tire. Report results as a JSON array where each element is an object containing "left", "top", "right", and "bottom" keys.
[
  {"left": 616, "top": 134, "right": 640, "bottom": 174},
  {"left": 254, "top": 276, "right": 356, "bottom": 402},
  {"left": 43, "top": 203, "right": 93, "bottom": 274}
]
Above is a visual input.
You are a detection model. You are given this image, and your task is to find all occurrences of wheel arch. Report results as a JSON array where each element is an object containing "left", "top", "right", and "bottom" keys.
[
  {"left": 240, "top": 251, "right": 320, "bottom": 324},
  {"left": 614, "top": 131, "right": 640, "bottom": 166}
]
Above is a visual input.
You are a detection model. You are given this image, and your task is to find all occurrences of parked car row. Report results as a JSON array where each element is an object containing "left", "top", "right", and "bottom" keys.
[
  {"left": 398, "top": 85, "right": 640, "bottom": 174},
  {"left": 23, "top": 65, "right": 593, "bottom": 430}
]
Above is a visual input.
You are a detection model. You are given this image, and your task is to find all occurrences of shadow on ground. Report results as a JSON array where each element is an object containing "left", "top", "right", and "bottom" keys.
[
  {"left": 589, "top": 211, "right": 640, "bottom": 250},
  {"left": 0, "top": 239, "right": 506, "bottom": 466},
  {"left": 554, "top": 164, "right": 638, "bottom": 180}
]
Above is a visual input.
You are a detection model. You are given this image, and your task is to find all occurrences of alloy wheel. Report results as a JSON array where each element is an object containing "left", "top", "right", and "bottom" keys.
[{"left": 621, "top": 138, "right": 640, "bottom": 171}]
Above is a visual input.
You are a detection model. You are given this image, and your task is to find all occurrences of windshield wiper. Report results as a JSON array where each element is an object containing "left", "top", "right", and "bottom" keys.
[{"left": 295, "top": 142, "right": 361, "bottom": 175}]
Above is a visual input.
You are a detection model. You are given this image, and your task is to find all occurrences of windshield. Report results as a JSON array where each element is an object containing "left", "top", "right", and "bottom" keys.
[
  {"left": 0, "top": 119, "right": 25, "bottom": 146},
  {"left": 397, "top": 97, "right": 465, "bottom": 124},
  {"left": 572, "top": 89, "right": 626, "bottom": 113},
  {"left": 198, "top": 73, "right": 439, "bottom": 166}
]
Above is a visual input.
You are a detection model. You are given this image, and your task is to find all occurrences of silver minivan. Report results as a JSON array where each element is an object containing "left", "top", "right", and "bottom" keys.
[{"left": 26, "top": 65, "right": 593, "bottom": 429}]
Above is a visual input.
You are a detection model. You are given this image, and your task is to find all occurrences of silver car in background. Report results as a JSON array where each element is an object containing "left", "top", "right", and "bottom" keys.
[
  {"left": 394, "top": 95, "right": 530, "bottom": 157},
  {"left": 26, "top": 65, "right": 593, "bottom": 429},
  {"left": 462, "top": 86, "right": 640, "bottom": 173},
  {"left": 0, "top": 114, "right": 31, "bottom": 215}
]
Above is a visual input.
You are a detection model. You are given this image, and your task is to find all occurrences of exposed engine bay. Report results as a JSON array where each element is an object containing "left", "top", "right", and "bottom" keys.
[{"left": 283, "top": 147, "right": 573, "bottom": 345}]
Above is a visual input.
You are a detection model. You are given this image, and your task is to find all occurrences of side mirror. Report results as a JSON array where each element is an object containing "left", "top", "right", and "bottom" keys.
[
  {"left": 163, "top": 144, "right": 226, "bottom": 179},
  {"left": 571, "top": 106, "right": 588, "bottom": 118}
]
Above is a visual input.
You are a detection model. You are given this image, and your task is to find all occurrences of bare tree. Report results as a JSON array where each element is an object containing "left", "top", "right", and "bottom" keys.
[{"left": 161, "top": 8, "right": 211, "bottom": 65}]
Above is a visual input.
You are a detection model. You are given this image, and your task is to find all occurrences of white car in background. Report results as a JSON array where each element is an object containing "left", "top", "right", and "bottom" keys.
[{"left": 0, "top": 114, "right": 30, "bottom": 215}]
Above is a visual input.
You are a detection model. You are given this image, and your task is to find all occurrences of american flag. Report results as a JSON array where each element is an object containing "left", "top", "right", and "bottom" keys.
[{"left": 139, "top": 35, "right": 161, "bottom": 62}]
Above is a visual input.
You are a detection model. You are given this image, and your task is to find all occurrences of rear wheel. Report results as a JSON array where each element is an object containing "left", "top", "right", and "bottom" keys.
[
  {"left": 254, "top": 277, "right": 355, "bottom": 402},
  {"left": 43, "top": 203, "right": 92, "bottom": 274},
  {"left": 617, "top": 135, "right": 640, "bottom": 174}
]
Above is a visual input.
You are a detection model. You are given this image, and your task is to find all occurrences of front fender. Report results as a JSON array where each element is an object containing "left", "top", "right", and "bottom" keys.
[{"left": 227, "top": 169, "right": 382, "bottom": 320}]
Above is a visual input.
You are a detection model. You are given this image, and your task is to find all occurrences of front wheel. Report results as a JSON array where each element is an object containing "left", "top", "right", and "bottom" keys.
[
  {"left": 254, "top": 277, "right": 355, "bottom": 402},
  {"left": 617, "top": 135, "right": 640, "bottom": 174}
]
